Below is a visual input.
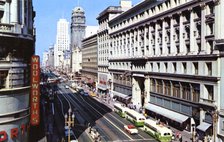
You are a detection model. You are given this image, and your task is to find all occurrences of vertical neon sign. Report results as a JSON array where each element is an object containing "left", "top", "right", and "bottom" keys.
[{"left": 30, "top": 55, "right": 40, "bottom": 126}]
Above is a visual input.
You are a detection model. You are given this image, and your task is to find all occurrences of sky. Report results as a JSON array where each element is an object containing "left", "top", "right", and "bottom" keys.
[{"left": 33, "top": 0, "right": 141, "bottom": 60}]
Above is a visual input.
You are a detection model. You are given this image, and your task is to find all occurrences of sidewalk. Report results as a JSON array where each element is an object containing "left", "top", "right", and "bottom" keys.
[{"left": 93, "top": 94, "right": 193, "bottom": 142}]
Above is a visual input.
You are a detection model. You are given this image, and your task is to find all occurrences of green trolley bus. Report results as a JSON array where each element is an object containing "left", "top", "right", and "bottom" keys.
[
  {"left": 125, "top": 108, "right": 145, "bottom": 127},
  {"left": 113, "top": 103, "right": 127, "bottom": 118},
  {"left": 144, "top": 119, "right": 173, "bottom": 142}
]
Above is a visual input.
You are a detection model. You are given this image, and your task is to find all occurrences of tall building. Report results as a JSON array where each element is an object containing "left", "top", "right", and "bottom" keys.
[
  {"left": 48, "top": 44, "right": 54, "bottom": 67},
  {"left": 42, "top": 44, "right": 54, "bottom": 68},
  {"left": 54, "top": 18, "right": 70, "bottom": 68},
  {"left": 0, "top": 0, "right": 35, "bottom": 141},
  {"left": 71, "top": 6, "right": 86, "bottom": 73},
  {"left": 108, "top": 0, "right": 224, "bottom": 141},
  {"left": 42, "top": 51, "right": 49, "bottom": 67},
  {"left": 96, "top": 0, "right": 132, "bottom": 97}
]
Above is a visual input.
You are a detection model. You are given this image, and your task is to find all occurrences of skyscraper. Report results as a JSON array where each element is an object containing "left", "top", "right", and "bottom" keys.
[
  {"left": 0, "top": 0, "right": 35, "bottom": 141},
  {"left": 71, "top": 6, "right": 86, "bottom": 73},
  {"left": 54, "top": 18, "right": 70, "bottom": 68}
]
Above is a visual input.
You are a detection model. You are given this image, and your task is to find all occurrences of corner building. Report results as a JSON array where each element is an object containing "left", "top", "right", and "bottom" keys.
[
  {"left": 108, "top": 0, "right": 224, "bottom": 141},
  {"left": 0, "top": 0, "right": 35, "bottom": 141}
]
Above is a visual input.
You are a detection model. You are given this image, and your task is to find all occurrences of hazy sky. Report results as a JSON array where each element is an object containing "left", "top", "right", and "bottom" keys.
[{"left": 33, "top": 0, "right": 141, "bottom": 60}]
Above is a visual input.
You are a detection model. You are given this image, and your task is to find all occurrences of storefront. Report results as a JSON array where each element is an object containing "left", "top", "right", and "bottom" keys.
[
  {"left": 97, "top": 73, "right": 110, "bottom": 97},
  {"left": 144, "top": 103, "right": 190, "bottom": 131}
]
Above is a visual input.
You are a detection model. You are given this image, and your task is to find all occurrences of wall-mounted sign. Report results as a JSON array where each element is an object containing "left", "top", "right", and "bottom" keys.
[
  {"left": 0, "top": 123, "right": 29, "bottom": 141},
  {"left": 30, "top": 55, "right": 40, "bottom": 126}
]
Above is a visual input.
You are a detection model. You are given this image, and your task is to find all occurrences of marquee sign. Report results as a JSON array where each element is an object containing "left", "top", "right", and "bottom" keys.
[{"left": 30, "top": 55, "right": 40, "bottom": 126}]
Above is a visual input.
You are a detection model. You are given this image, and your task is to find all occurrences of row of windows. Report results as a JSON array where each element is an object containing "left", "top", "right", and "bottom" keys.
[
  {"left": 110, "top": 61, "right": 213, "bottom": 76},
  {"left": 150, "top": 78, "right": 214, "bottom": 102},
  {"left": 111, "top": 0, "right": 214, "bottom": 33}
]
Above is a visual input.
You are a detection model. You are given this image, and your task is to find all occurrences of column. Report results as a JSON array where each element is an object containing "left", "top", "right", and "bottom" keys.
[
  {"left": 132, "top": 77, "right": 141, "bottom": 106},
  {"left": 155, "top": 22, "right": 159, "bottom": 55},
  {"left": 144, "top": 76, "right": 150, "bottom": 105},
  {"left": 137, "top": 28, "right": 141, "bottom": 56},
  {"left": 200, "top": 4, "right": 206, "bottom": 54},
  {"left": 134, "top": 29, "right": 137, "bottom": 56},
  {"left": 129, "top": 31, "right": 133, "bottom": 57},
  {"left": 162, "top": 19, "right": 166, "bottom": 55},
  {"left": 170, "top": 16, "right": 175, "bottom": 55},
  {"left": 148, "top": 25, "right": 152, "bottom": 56},
  {"left": 111, "top": 73, "right": 114, "bottom": 98},
  {"left": 189, "top": 9, "right": 196, "bottom": 54},
  {"left": 11, "top": 0, "right": 19, "bottom": 23},
  {"left": 125, "top": 32, "right": 128, "bottom": 57},
  {"left": 144, "top": 25, "right": 147, "bottom": 56},
  {"left": 179, "top": 13, "right": 184, "bottom": 54},
  {"left": 3, "top": 2, "right": 10, "bottom": 23}
]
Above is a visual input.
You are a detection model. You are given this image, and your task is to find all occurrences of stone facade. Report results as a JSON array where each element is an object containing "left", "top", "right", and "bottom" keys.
[
  {"left": 108, "top": 0, "right": 224, "bottom": 141},
  {"left": 0, "top": 0, "right": 35, "bottom": 141}
]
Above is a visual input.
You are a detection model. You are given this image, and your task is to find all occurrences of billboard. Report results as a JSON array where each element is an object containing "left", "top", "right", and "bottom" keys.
[{"left": 30, "top": 55, "right": 40, "bottom": 126}]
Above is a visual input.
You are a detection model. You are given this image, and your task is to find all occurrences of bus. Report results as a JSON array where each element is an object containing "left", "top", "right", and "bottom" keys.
[
  {"left": 143, "top": 119, "right": 173, "bottom": 142},
  {"left": 125, "top": 108, "right": 145, "bottom": 127},
  {"left": 113, "top": 103, "right": 127, "bottom": 118}
]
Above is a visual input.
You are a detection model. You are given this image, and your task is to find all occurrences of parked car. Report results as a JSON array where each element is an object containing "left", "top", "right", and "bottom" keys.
[
  {"left": 83, "top": 91, "right": 89, "bottom": 96},
  {"left": 65, "top": 85, "right": 69, "bottom": 89},
  {"left": 124, "top": 124, "right": 138, "bottom": 134}
]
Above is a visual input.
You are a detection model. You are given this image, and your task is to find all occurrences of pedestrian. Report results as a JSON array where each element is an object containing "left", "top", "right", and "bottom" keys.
[{"left": 179, "top": 135, "right": 182, "bottom": 142}]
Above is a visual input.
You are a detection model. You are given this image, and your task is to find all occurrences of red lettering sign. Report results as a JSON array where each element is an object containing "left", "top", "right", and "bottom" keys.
[
  {"left": 30, "top": 55, "right": 40, "bottom": 126},
  {"left": 0, "top": 131, "right": 7, "bottom": 141},
  {"left": 0, "top": 123, "right": 28, "bottom": 141},
  {"left": 10, "top": 128, "right": 18, "bottom": 139}
]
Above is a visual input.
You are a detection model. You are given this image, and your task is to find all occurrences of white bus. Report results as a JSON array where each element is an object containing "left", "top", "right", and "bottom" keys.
[
  {"left": 143, "top": 119, "right": 173, "bottom": 142},
  {"left": 113, "top": 103, "right": 127, "bottom": 118},
  {"left": 125, "top": 108, "right": 145, "bottom": 127}
]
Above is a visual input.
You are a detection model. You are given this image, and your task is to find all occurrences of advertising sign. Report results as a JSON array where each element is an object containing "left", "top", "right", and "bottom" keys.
[{"left": 30, "top": 55, "right": 40, "bottom": 126}]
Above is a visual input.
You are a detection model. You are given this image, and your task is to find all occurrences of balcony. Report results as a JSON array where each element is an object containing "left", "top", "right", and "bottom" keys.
[
  {"left": 0, "top": 23, "right": 13, "bottom": 33},
  {"left": 199, "top": 98, "right": 216, "bottom": 108},
  {"left": 205, "top": 13, "right": 214, "bottom": 24},
  {"left": 173, "top": 23, "right": 179, "bottom": 28}
]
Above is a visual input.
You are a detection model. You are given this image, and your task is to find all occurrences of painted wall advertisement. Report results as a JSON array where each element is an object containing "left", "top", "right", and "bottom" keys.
[{"left": 30, "top": 55, "right": 40, "bottom": 126}]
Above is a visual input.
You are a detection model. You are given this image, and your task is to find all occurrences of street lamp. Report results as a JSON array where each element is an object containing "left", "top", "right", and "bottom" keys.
[{"left": 65, "top": 108, "right": 75, "bottom": 142}]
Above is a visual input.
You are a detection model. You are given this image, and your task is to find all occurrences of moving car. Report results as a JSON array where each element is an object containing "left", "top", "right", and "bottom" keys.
[
  {"left": 65, "top": 85, "right": 69, "bottom": 89},
  {"left": 124, "top": 124, "right": 138, "bottom": 134}
]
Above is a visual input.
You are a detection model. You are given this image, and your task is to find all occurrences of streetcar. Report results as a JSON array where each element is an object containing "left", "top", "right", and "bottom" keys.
[
  {"left": 143, "top": 119, "right": 173, "bottom": 142},
  {"left": 113, "top": 103, "right": 127, "bottom": 118},
  {"left": 125, "top": 108, "right": 145, "bottom": 127}
]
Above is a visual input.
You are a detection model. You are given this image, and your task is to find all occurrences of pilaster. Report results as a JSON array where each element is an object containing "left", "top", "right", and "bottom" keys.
[
  {"left": 11, "top": 0, "right": 18, "bottom": 23},
  {"left": 144, "top": 76, "right": 150, "bottom": 105}
]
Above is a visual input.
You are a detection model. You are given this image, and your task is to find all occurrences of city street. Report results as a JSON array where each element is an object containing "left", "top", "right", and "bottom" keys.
[{"left": 55, "top": 83, "right": 156, "bottom": 142}]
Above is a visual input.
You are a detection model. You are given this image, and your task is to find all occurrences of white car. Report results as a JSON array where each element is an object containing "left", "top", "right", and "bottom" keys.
[
  {"left": 65, "top": 85, "right": 69, "bottom": 89},
  {"left": 124, "top": 124, "right": 138, "bottom": 134}
]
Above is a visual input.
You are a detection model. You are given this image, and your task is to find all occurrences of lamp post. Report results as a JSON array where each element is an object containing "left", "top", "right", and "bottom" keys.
[{"left": 65, "top": 108, "right": 75, "bottom": 142}]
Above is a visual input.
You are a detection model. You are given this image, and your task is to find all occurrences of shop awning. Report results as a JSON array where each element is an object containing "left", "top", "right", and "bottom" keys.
[
  {"left": 97, "top": 85, "right": 107, "bottom": 91},
  {"left": 196, "top": 122, "right": 211, "bottom": 132},
  {"left": 113, "top": 91, "right": 131, "bottom": 99},
  {"left": 144, "top": 103, "right": 189, "bottom": 124}
]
